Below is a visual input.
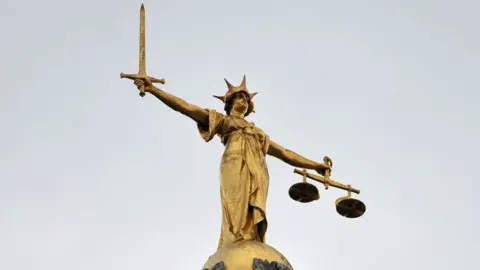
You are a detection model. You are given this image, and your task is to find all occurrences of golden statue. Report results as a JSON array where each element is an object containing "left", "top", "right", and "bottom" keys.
[
  {"left": 135, "top": 75, "right": 331, "bottom": 248},
  {"left": 120, "top": 4, "right": 365, "bottom": 270}
]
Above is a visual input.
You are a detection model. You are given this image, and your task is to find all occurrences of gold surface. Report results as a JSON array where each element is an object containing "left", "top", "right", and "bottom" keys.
[
  {"left": 202, "top": 240, "right": 292, "bottom": 270},
  {"left": 125, "top": 71, "right": 333, "bottom": 250},
  {"left": 120, "top": 3, "right": 165, "bottom": 97},
  {"left": 139, "top": 3, "right": 145, "bottom": 78},
  {"left": 293, "top": 168, "right": 361, "bottom": 194}
]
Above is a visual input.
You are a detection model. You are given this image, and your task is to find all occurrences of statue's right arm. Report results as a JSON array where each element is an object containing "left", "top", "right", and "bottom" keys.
[{"left": 149, "top": 86, "right": 209, "bottom": 126}]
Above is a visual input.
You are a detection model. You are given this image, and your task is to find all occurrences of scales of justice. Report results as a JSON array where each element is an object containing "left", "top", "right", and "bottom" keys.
[{"left": 120, "top": 4, "right": 366, "bottom": 270}]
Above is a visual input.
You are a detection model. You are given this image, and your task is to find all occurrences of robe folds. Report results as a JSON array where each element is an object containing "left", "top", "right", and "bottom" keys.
[{"left": 197, "top": 109, "right": 270, "bottom": 250}]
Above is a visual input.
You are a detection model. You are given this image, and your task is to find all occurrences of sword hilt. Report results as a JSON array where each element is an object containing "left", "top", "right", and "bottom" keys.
[{"left": 120, "top": 73, "right": 166, "bottom": 97}]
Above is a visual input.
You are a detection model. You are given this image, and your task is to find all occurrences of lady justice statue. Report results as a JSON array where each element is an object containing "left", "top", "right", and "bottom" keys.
[
  {"left": 121, "top": 4, "right": 365, "bottom": 270},
  {"left": 132, "top": 75, "right": 330, "bottom": 270}
]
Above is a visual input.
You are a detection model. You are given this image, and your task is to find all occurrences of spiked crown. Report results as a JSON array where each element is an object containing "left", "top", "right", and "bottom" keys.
[{"left": 213, "top": 75, "right": 258, "bottom": 116}]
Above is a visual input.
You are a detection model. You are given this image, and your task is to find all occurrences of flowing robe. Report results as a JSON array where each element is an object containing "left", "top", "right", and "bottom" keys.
[{"left": 197, "top": 109, "right": 270, "bottom": 250}]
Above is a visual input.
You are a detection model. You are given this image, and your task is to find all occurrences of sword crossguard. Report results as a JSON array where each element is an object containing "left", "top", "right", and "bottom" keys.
[{"left": 120, "top": 73, "right": 166, "bottom": 97}]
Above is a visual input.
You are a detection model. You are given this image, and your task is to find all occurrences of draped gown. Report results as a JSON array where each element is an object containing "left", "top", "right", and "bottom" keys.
[{"left": 197, "top": 109, "right": 270, "bottom": 250}]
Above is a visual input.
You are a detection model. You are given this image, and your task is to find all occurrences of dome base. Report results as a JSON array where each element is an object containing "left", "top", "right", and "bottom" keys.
[{"left": 202, "top": 240, "right": 293, "bottom": 270}]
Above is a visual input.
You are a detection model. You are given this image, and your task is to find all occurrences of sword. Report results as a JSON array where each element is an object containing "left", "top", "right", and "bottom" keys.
[{"left": 120, "top": 3, "right": 165, "bottom": 97}]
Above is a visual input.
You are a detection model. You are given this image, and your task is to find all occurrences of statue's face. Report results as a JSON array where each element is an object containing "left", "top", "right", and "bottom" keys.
[{"left": 231, "top": 92, "right": 249, "bottom": 115}]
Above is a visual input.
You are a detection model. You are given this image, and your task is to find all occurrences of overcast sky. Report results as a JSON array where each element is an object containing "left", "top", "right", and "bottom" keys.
[{"left": 1, "top": 0, "right": 479, "bottom": 269}]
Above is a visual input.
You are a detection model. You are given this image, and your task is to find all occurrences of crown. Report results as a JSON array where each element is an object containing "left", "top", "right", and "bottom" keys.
[
  {"left": 213, "top": 75, "right": 258, "bottom": 116},
  {"left": 213, "top": 75, "right": 258, "bottom": 104}
]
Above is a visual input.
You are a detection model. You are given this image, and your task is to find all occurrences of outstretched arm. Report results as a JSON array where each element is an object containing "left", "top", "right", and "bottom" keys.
[
  {"left": 135, "top": 79, "right": 209, "bottom": 126},
  {"left": 267, "top": 140, "right": 330, "bottom": 175}
]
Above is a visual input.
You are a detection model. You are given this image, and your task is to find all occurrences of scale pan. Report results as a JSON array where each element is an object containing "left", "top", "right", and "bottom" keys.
[
  {"left": 288, "top": 182, "right": 320, "bottom": 203},
  {"left": 335, "top": 197, "right": 366, "bottom": 218}
]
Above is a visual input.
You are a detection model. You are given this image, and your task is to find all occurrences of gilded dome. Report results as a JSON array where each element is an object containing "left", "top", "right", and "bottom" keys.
[{"left": 202, "top": 240, "right": 293, "bottom": 270}]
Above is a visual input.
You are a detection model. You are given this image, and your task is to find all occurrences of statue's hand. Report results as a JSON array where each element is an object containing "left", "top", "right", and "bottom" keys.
[
  {"left": 315, "top": 156, "right": 333, "bottom": 176},
  {"left": 134, "top": 76, "right": 155, "bottom": 94},
  {"left": 315, "top": 163, "right": 331, "bottom": 176}
]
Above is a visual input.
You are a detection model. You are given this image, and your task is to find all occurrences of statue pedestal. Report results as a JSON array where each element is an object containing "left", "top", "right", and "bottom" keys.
[{"left": 202, "top": 240, "right": 293, "bottom": 270}]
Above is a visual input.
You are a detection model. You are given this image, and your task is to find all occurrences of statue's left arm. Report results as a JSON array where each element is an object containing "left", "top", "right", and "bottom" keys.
[{"left": 267, "top": 140, "right": 330, "bottom": 175}]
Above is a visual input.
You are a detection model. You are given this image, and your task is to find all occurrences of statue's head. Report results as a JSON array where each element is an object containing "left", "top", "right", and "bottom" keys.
[{"left": 213, "top": 75, "right": 257, "bottom": 117}]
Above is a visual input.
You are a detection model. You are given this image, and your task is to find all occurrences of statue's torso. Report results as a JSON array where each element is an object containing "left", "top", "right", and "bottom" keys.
[{"left": 219, "top": 116, "right": 268, "bottom": 153}]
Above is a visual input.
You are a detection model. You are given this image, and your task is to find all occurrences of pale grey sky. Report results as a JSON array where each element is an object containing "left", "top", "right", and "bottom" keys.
[{"left": 1, "top": 0, "right": 479, "bottom": 269}]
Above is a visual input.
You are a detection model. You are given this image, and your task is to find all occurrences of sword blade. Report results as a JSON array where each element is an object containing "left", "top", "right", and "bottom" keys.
[{"left": 139, "top": 3, "right": 146, "bottom": 75}]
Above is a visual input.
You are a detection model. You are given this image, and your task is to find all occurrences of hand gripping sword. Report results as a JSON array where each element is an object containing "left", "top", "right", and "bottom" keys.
[{"left": 120, "top": 3, "right": 165, "bottom": 97}]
